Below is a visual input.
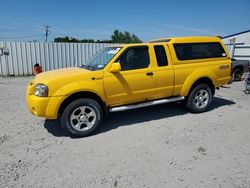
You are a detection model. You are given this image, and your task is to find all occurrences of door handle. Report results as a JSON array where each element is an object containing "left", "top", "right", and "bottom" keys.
[{"left": 146, "top": 72, "right": 154, "bottom": 76}]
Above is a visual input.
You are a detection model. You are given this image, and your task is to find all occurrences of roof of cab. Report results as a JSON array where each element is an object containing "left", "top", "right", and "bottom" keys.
[
  {"left": 148, "top": 36, "right": 222, "bottom": 44},
  {"left": 112, "top": 36, "right": 222, "bottom": 48}
]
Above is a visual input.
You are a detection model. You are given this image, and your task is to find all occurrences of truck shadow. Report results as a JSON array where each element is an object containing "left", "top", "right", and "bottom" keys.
[
  {"left": 99, "top": 97, "right": 235, "bottom": 134},
  {"left": 43, "top": 97, "right": 235, "bottom": 138}
]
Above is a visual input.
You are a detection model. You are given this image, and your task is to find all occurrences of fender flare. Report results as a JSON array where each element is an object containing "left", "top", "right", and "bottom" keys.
[
  {"left": 180, "top": 69, "right": 216, "bottom": 96},
  {"left": 45, "top": 81, "right": 106, "bottom": 118}
]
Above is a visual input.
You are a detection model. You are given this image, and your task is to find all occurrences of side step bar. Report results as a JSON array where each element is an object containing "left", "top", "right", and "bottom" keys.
[{"left": 109, "top": 96, "right": 185, "bottom": 112}]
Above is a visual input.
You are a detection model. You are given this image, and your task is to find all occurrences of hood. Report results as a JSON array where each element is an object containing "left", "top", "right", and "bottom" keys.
[
  {"left": 34, "top": 67, "right": 91, "bottom": 84},
  {"left": 29, "top": 67, "right": 103, "bottom": 96}
]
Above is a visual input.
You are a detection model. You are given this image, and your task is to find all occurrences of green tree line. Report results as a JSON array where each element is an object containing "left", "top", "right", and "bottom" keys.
[{"left": 54, "top": 30, "right": 142, "bottom": 43}]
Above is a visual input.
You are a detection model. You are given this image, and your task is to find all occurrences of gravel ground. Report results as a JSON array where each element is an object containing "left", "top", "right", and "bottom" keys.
[{"left": 0, "top": 77, "right": 250, "bottom": 188}]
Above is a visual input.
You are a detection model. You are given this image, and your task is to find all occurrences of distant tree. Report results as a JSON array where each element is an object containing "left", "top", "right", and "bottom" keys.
[
  {"left": 79, "top": 39, "right": 95, "bottom": 43},
  {"left": 54, "top": 36, "right": 78, "bottom": 43},
  {"left": 111, "top": 30, "right": 142, "bottom": 43},
  {"left": 54, "top": 36, "right": 96, "bottom": 43}
]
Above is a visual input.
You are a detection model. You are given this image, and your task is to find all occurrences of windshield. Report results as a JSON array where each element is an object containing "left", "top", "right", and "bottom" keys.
[{"left": 81, "top": 47, "right": 122, "bottom": 70}]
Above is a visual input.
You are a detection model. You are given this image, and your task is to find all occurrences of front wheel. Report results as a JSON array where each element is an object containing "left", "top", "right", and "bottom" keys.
[
  {"left": 186, "top": 84, "right": 212, "bottom": 113},
  {"left": 61, "top": 98, "right": 103, "bottom": 137}
]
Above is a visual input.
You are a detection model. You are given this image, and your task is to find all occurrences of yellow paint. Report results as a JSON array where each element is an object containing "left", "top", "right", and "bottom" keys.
[{"left": 27, "top": 36, "right": 232, "bottom": 119}]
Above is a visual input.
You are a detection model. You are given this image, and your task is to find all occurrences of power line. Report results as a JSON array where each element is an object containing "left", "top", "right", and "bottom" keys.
[
  {"left": 0, "top": 25, "right": 51, "bottom": 41},
  {"left": 0, "top": 25, "right": 52, "bottom": 41},
  {"left": 0, "top": 34, "right": 42, "bottom": 40}
]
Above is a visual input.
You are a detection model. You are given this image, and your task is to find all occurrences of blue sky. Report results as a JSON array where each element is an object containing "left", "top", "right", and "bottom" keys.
[{"left": 0, "top": 0, "right": 249, "bottom": 42}]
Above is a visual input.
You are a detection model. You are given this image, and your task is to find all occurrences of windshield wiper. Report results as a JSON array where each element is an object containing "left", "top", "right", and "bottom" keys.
[{"left": 80, "top": 64, "right": 96, "bottom": 70}]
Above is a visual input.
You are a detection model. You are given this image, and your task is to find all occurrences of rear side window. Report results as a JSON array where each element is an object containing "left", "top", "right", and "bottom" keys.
[
  {"left": 154, "top": 45, "right": 168, "bottom": 66},
  {"left": 207, "top": 43, "right": 226, "bottom": 57},
  {"left": 174, "top": 42, "right": 226, "bottom": 60}
]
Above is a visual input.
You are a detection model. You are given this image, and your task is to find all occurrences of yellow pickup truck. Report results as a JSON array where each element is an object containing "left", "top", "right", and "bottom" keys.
[{"left": 27, "top": 36, "right": 232, "bottom": 137}]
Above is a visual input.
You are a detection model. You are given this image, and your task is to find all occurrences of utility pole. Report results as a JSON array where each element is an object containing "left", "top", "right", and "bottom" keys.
[{"left": 44, "top": 25, "right": 51, "bottom": 42}]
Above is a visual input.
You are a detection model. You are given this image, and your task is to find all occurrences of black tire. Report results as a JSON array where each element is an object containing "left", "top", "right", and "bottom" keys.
[
  {"left": 186, "top": 84, "right": 212, "bottom": 113},
  {"left": 61, "top": 98, "right": 103, "bottom": 137},
  {"left": 233, "top": 68, "right": 242, "bottom": 81}
]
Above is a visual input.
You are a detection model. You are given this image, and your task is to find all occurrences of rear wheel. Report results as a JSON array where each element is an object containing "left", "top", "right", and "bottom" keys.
[
  {"left": 233, "top": 68, "right": 242, "bottom": 81},
  {"left": 186, "top": 84, "right": 212, "bottom": 113},
  {"left": 61, "top": 98, "right": 103, "bottom": 137}
]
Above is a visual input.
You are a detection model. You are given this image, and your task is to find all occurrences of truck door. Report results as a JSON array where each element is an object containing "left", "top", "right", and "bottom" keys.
[{"left": 104, "top": 46, "right": 156, "bottom": 107}]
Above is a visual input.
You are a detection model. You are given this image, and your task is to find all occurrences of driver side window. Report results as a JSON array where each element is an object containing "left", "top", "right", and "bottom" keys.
[{"left": 116, "top": 46, "right": 150, "bottom": 71}]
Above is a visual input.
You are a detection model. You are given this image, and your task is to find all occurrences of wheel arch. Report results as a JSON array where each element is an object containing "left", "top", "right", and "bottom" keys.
[
  {"left": 188, "top": 77, "right": 215, "bottom": 96},
  {"left": 58, "top": 91, "right": 108, "bottom": 118},
  {"left": 181, "top": 70, "right": 216, "bottom": 97}
]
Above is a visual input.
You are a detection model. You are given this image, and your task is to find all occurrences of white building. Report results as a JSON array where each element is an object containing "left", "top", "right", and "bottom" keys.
[
  {"left": 222, "top": 30, "right": 250, "bottom": 60},
  {"left": 222, "top": 30, "right": 250, "bottom": 45}
]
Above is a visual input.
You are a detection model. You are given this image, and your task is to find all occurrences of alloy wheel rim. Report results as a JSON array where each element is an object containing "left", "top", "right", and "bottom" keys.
[
  {"left": 70, "top": 106, "right": 96, "bottom": 131},
  {"left": 194, "top": 89, "right": 209, "bottom": 109}
]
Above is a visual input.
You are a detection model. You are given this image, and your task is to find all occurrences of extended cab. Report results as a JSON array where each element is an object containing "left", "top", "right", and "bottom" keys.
[{"left": 27, "top": 36, "right": 232, "bottom": 137}]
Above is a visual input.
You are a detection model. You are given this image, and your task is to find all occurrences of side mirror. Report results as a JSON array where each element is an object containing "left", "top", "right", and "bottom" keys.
[{"left": 109, "top": 62, "right": 121, "bottom": 73}]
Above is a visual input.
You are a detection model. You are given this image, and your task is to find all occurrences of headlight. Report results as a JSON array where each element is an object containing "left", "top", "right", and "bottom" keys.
[{"left": 34, "top": 84, "right": 48, "bottom": 97}]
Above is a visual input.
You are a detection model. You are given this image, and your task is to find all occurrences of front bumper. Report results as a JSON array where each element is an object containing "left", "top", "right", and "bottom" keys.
[
  {"left": 27, "top": 95, "right": 50, "bottom": 117},
  {"left": 26, "top": 94, "right": 63, "bottom": 119}
]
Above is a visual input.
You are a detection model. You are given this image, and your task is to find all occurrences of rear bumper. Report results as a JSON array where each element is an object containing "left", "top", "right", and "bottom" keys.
[{"left": 217, "top": 76, "right": 232, "bottom": 86}]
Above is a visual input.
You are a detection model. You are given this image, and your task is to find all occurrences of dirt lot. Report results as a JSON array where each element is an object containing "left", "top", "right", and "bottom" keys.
[{"left": 0, "top": 77, "right": 250, "bottom": 188}]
